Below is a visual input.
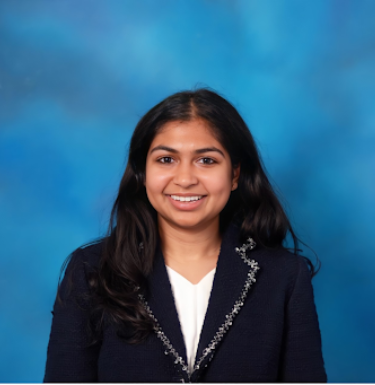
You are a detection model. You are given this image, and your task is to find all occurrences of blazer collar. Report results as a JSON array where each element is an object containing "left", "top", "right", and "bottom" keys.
[{"left": 142, "top": 223, "right": 259, "bottom": 382}]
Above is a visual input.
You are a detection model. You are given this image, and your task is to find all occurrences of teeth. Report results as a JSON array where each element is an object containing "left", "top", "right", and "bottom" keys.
[{"left": 170, "top": 195, "right": 203, "bottom": 202}]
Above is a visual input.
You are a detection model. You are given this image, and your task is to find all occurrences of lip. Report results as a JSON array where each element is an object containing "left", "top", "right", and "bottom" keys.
[
  {"left": 165, "top": 194, "right": 207, "bottom": 211},
  {"left": 166, "top": 193, "right": 206, "bottom": 196}
]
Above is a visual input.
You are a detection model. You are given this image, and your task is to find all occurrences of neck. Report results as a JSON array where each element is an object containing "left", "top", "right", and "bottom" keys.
[{"left": 158, "top": 217, "right": 222, "bottom": 266}]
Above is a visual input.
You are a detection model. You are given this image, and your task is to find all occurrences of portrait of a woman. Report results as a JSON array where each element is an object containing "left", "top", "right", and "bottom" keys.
[{"left": 44, "top": 89, "right": 327, "bottom": 382}]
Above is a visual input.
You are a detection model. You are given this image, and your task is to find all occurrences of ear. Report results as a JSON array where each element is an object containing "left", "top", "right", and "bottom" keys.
[{"left": 231, "top": 164, "right": 241, "bottom": 191}]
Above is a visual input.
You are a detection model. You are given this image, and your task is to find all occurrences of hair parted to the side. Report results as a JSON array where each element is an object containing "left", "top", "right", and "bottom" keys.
[{"left": 69, "top": 88, "right": 318, "bottom": 345}]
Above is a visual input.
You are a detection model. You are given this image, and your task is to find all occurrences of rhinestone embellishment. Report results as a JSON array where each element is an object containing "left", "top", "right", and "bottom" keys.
[
  {"left": 139, "top": 236, "right": 259, "bottom": 380},
  {"left": 194, "top": 237, "right": 259, "bottom": 371},
  {"left": 138, "top": 293, "right": 190, "bottom": 375}
]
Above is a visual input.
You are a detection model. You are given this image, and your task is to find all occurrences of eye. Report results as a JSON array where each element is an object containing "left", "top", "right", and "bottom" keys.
[
  {"left": 198, "top": 157, "right": 215, "bottom": 165},
  {"left": 158, "top": 156, "right": 174, "bottom": 164}
]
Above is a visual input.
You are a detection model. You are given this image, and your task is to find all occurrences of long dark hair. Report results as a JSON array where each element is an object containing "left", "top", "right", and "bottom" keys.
[{"left": 70, "top": 88, "right": 317, "bottom": 344}]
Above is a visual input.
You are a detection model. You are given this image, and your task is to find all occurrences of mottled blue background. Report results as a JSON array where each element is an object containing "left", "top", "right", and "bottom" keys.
[{"left": 1, "top": 0, "right": 374, "bottom": 382}]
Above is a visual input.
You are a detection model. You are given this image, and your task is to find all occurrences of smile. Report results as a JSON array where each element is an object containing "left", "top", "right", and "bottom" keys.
[{"left": 170, "top": 195, "right": 203, "bottom": 202}]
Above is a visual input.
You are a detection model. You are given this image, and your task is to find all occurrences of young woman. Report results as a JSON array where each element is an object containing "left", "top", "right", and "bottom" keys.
[{"left": 44, "top": 89, "right": 327, "bottom": 382}]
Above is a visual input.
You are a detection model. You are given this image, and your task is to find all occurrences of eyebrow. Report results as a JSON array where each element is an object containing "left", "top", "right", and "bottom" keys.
[{"left": 150, "top": 145, "right": 225, "bottom": 157}]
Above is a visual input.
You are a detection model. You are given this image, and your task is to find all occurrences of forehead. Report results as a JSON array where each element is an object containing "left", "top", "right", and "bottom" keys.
[{"left": 150, "top": 119, "right": 223, "bottom": 149}]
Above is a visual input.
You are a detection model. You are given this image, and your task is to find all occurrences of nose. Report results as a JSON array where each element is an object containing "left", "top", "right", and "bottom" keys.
[{"left": 173, "top": 162, "right": 198, "bottom": 188}]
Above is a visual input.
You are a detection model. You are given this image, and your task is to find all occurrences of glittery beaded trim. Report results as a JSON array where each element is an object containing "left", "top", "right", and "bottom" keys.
[
  {"left": 193, "top": 237, "right": 259, "bottom": 372},
  {"left": 139, "top": 237, "right": 259, "bottom": 381},
  {"left": 138, "top": 293, "right": 190, "bottom": 375}
]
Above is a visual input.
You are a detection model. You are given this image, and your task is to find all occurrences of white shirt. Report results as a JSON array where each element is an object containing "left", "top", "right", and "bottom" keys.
[{"left": 166, "top": 266, "right": 216, "bottom": 373}]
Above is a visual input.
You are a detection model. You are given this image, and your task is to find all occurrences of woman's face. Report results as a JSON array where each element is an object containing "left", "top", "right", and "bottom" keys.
[{"left": 145, "top": 119, "right": 240, "bottom": 231}]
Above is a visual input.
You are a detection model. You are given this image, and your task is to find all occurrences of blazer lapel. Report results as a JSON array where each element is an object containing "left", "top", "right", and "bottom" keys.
[
  {"left": 191, "top": 224, "right": 259, "bottom": 380},
  {"left": 143, "top": 246, "right": 190, "bottom": 380}
]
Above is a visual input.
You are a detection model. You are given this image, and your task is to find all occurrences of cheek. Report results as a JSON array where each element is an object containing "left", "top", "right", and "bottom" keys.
[
  {"left": 145, "top": 168, "right": 170, "bottom": 196},
  {"left": 202, "top": 168, "right": 233, "bottom": 194}
]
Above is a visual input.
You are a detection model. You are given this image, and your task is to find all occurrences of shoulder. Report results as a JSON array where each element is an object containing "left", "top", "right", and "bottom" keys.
[
  {"left": 58, "top": 239, "right": 105, "bottom": 299},
  {"left": 255, "top": 247, "right": 310, "bottom": 274},
  {"left": 225, "top": 223, "right": 312, "bottom": 290},
  {"left": 67, "top": 239, "right": 104, "bottom": 272},
  {"left": 252, "top": 246, "right": 313, "bottom": 298}
]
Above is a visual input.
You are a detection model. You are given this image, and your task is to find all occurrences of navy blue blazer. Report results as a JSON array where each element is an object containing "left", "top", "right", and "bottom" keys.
[{"left": 44, "top": 225, "right": 327, "bottom": 382}]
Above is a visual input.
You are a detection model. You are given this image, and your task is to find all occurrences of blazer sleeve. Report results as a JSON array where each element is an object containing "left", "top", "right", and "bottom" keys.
[
  {"left": 44, "top": 249, "right": 100, "bottom": 383},
  {"left": 279, "top": 257, "right": 327, "bottom": 382}
]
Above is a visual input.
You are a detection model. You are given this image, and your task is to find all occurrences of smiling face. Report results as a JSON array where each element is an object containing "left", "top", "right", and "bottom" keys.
[{"left": 145, "top": 119, "right": 240, "bottom": 232}]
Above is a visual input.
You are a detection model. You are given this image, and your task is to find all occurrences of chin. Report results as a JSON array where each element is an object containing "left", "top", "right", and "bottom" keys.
[{"left": 167, "top": 215, "right": 218, "bottom": 231}]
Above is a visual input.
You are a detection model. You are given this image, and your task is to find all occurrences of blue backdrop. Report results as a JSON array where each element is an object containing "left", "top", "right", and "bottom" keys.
[{"left": 1, "top": 0, "right": 374, "bottom": 382}]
